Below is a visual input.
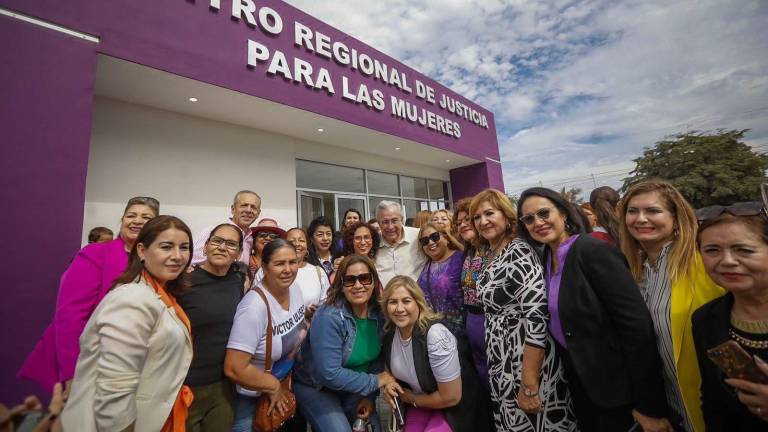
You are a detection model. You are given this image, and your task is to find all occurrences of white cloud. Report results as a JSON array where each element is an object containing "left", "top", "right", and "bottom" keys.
[{"left": 286, "top": 0, "right": 768, "bottom": 195}]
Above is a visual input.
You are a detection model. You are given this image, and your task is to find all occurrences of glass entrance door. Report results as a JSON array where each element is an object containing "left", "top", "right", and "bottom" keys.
[
  {"left": 298, "top": 191, "right": 324, "bottom": 228},
  {"left": 335, "top": 195, "right": 367, "bottom": 229}
]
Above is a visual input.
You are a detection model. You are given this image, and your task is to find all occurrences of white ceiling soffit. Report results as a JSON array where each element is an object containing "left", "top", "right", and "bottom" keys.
[{"left": 94, "top": 55, "right": 478, "bottom": 169}]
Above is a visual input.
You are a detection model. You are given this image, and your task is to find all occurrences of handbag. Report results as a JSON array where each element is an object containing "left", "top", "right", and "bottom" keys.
[{"left": 252, "top": 288, "right": 297, "bottom": 432}]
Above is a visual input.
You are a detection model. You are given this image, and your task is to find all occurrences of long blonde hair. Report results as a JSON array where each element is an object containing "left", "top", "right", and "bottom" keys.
[
  {"left": 380, "top": 275, "right": 442, "bottom": 333},
  {"left": 618, "top": 180, "right": 698, "bottom": 282}
]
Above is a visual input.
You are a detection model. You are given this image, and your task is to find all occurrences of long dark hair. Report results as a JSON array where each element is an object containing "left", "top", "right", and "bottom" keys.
[
  {"left": 590, "top": 186, "right": 620, "bottom": 242},
  {"left": 516, "top": 187, "right": 587, "bottom": 247},
  {"left": 306, "top": 216, "right": 341, "bottom": 266},
  {"left": 113, "top": 215, "right": 192, "bottom": 296},
  {"left": 324, "top": 255, "right": 382, "bottom": 313},
  {"left": 342, "top": 222, "right": 381, "bottom": 259}
]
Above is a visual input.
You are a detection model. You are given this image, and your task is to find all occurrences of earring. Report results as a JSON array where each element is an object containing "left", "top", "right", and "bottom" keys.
[
  {"left": 673, "top": 228, "right": 680, "bottom": 237},
  {"left": 565, "top": 219, "right": 574, "bottom": 232}
]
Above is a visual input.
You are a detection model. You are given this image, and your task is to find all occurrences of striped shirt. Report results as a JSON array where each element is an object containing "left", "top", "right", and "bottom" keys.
[{"left": 639, "top": 243, "right": 692, "bottom": 431}]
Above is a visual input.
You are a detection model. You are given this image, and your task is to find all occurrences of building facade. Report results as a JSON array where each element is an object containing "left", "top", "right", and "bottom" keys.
[{"left": 0, "top": 0, "right": 502, "bottom": 402}]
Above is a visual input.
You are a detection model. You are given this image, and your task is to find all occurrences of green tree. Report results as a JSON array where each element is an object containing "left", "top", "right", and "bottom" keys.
[
  {"left": 622, "top": 129, "right": 768, "bottom": 208},
  {"left": 559, "top": 187, "right": 584, "bottom": 205}
]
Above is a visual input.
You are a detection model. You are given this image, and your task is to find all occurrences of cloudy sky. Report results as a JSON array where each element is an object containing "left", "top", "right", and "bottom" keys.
[{"left": 285, "top": 0, "right": 768, "bottom": 196}]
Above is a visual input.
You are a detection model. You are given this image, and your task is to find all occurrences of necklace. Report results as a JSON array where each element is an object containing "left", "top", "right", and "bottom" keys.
[{"left": 729, "top": 328, "right": 768, "bottom": 350}]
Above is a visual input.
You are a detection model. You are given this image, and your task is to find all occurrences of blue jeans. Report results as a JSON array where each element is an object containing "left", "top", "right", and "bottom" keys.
[
  {"left": 293, "top": 381, "right": 381, "bottom": 432},
  {"left": 231, "top": 393, "right": 258, "bottom": 432}
]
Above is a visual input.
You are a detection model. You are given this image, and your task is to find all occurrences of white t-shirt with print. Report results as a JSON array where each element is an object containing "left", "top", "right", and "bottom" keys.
[
  {"left": 227, "top": 282, "right": 307, "bottom": 397},
  {"left": 389, "top": 323, "right": 460, "bottom": 394}
]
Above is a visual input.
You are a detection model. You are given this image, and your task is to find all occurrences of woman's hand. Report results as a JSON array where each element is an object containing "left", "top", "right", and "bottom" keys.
[
  {"left": 377, "top": 371, "right": 396, "bottom": 388},
  {"left": 332, "top": 257, "right": 344, "bottom": 272},
  {"left": 631, "top": 410, "right": 674, "bottom": 432},
  {"left": 383, "top": 381, "right": 404, "bottom": 409},
  {"left": 266, "top": 380, "right": 290, "bottom": 416},
  {"left": 355, "top": 398, "right": 374, "bottom": 420},
  {"left": 304, "top": 304, "right": 319, "bottom": 321},
  {"left": 726, "top": 355, "right": 768, "bottom": 422},
  {"left": 516, "top": 384, "right": 542, "bottom": 414}
]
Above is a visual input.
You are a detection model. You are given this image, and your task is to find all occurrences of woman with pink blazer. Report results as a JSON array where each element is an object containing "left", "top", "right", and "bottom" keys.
[{"left": 18, "top": 197, "right": 159, "bottom": 392}]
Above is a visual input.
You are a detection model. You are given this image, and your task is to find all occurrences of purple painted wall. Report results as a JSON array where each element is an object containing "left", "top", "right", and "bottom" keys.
[
  {"left": 0, "top": 0, "right": 501, "bottom": 165},
  {"left": 0, "top": 0, "right": 503, "bottom": 403},
  {"left": 450, "top": 161, "right": 505, "bottom": 201},
  {"left": 0, "top": 16, "right": 97, "bottom": 403}
]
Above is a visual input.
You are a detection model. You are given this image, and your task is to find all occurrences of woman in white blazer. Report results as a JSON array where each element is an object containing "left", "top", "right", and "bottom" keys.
[{"left": 62, "top": 215, "right": 195, "bottom": 432}]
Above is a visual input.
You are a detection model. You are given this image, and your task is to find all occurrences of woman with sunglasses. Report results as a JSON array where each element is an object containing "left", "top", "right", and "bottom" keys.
[
  {"left": 416, "top": 223, "right": 465, "bottom": 336},
  {"left": 618, "top": 180, "right": 724, "bottom": 432},
  {"left": 380, "top": 275, "right": 492, "bottom": 432},
  {"left": 517, "top": 187, "right": 669, "bottom": 432},
  {"left": 692, "top": 200, "right": 768, "bottom": 430},
  {"left": 61, "top": 215, "right": 193, "bottom": 431},
  {"left": 249, "top": 219, "right": 287, "bottom": 283},
  {"left": 178, "top": 223, "right": 246, "bottom": 431},
  {"left": 307, "top": 216, "right": 342, "bottom": 278},
  {"left": 293, "top": 255, "right": 396, "bottom": 432},
  {"left": 452, "top": 198, "right": 492, "bottom": 390},
  {"left": 285, "top": 227, "right": 330, "bottom": 320},
  {"left": 19, "top": 196, "right": 159, "bottom": 395},
  {"left": 471, "top": 189, "right": 576, "bottom": 431}
]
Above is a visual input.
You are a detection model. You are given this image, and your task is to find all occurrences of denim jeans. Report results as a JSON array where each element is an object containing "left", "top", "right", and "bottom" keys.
[{"left": 293, "top": 381, "right": 381, "bottom": 432}]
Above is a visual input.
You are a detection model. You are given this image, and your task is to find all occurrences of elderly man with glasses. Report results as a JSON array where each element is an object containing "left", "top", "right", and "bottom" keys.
[
  {"left": 192, "top": 190, "right": 262, "bottom": 266},
  {"left": 374, "top": 200, "right": 427, "bottom": 287}
]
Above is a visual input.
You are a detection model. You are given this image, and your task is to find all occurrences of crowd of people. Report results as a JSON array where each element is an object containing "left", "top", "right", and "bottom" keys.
[{"left": 9, "top": 181, "right": 768, "bottom": 432}]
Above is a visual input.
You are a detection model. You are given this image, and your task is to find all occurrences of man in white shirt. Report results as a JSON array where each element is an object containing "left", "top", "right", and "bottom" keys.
[
  {"left": 374, "top": 200, "right": 426, "bottom": 287},
  {"left": 192, "top": 190, "right": 261, "bottom": 265}
]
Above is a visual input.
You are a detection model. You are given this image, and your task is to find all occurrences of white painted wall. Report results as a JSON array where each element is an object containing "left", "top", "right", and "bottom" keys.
[{"left": 82, "top": 98, "right": 449, "bottom": 245}]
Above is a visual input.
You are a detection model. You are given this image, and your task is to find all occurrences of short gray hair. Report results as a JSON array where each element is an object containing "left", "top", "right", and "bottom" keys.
[
  {"left": 233, "top": 190, "right": 261, "bottom": 205},
  {"left": 376, "top": 200, "right": 402, "bottom": 219}
]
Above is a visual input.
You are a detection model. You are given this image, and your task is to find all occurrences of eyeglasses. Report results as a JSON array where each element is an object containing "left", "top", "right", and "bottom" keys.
[
  {"left": 256, "top": 232, "right": 279, "bottom": 240},
  {"left": 379, "top": 218, "right": 401, "bottom": 227},
  {"left": 419, "top": 231, "right": 442, "bottom": 247},
  {"left": 342, "top": 272, "right": 373, "bottom": 287},
  {"left": 520, "top": 208, "right": 552, "bottom": 226},
  {"left": 696, "top": 202, "right": 767, "bottom": 222},
  {"left": 208, "top": 236, "right": 240, "bottom": 251},
  {"left": 354, "top": 235, "right": 372, "bottom": 243}
]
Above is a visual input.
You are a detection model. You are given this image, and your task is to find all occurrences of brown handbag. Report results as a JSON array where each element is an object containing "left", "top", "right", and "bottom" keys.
[{"left": 252, "top": 288, "right": 297, "bottom": 432}]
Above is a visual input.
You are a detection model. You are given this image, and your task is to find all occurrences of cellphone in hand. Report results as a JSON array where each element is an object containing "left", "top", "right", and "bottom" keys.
[
  {"left": 706, "top": 340, "right": 768, "bottom": 384},
  {"left": 392, "top": 396, "right": 405, "bottom": 426}
]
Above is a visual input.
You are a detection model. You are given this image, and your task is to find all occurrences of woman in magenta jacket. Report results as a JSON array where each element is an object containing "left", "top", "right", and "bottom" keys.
[{"left": 18, "top": 197, "right": 159, "bottom": 392}]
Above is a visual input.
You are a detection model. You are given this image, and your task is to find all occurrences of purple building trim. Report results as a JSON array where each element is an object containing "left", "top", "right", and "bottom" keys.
[
  {"left": 0, "top": 15, "right": 98, "bottom": 403},
  {"left": 0, "top": 0, "right": 504, "bottom": 403}
]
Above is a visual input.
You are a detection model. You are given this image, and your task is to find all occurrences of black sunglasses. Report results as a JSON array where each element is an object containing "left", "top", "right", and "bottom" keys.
[
  {"left": 342, "top": 272, "right": 374, "bottom": 287},
  {"left": 520, "top": 208, "right": 551, "bottom": 226},
  {"left": 419, "top": 231, "right": 442, "bottom": 247},
  {"left": 696, "top": 202, "right": 767, "bottom": 222}
]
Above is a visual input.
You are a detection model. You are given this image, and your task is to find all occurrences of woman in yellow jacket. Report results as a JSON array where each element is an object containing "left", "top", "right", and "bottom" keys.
[{"left": 618, "top": 180, "right": 724, "bottom": 432}]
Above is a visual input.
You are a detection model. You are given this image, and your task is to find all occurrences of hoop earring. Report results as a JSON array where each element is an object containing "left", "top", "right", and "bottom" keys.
[{"left": 565, "top": 219, "right": 574, "bottom": 232}]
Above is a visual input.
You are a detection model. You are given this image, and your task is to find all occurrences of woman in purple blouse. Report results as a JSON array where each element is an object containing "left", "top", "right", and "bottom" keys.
[
  {"left": 18, "top": 197, "right": 159, "bottom": 393},
  {"left": 416, "top": 223, "right": 465, "bottom": 336}
]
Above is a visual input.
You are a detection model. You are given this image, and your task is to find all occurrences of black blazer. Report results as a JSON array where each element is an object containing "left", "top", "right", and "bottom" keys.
[
  {"left": 555, "top": 234, "right": 667, "bottom": 417},
  {"left": 692, "top": 293, "right": 767, "bottom": 431}
]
